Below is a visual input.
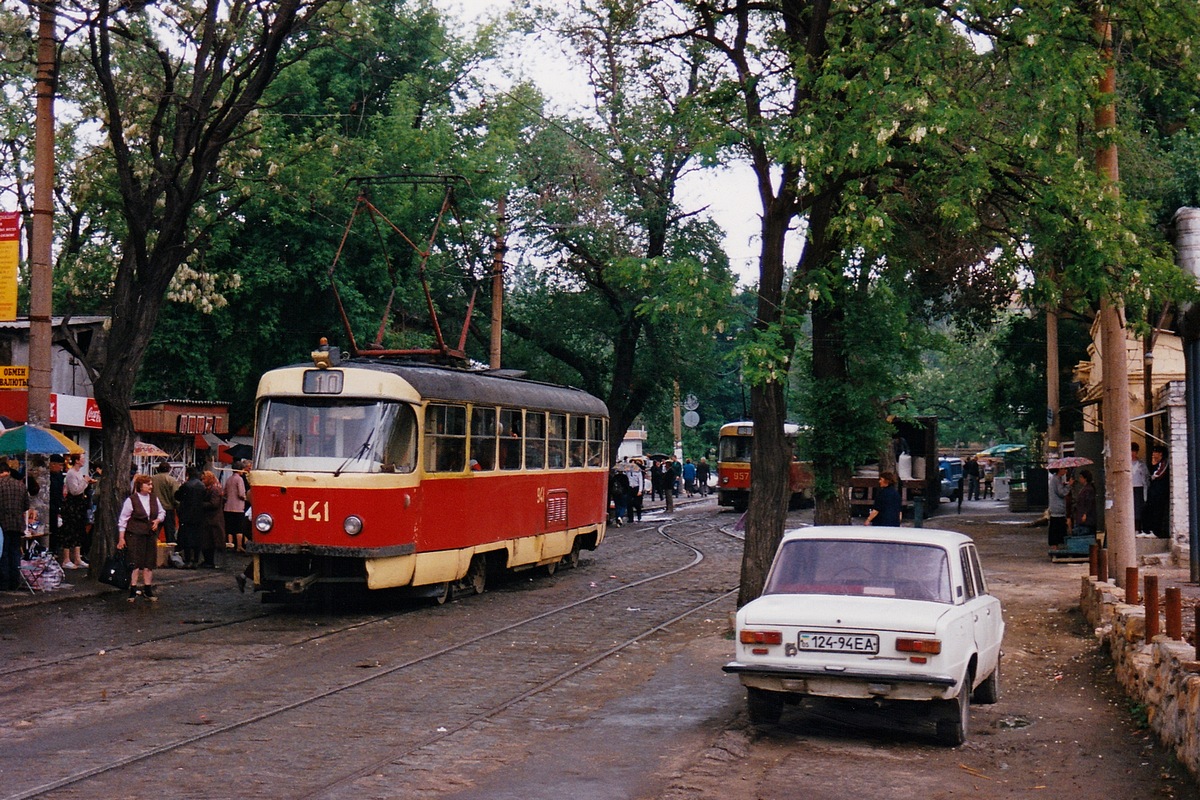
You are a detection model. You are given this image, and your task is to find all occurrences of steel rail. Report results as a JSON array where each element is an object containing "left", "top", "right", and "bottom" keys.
[{"left": 11, "top": 511, "right": 733, "bottom": 800}]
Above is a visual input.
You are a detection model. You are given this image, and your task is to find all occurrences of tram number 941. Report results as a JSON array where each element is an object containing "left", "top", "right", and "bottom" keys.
[{"left": 293, "top": 500, "right": 330, "bottom": 522}]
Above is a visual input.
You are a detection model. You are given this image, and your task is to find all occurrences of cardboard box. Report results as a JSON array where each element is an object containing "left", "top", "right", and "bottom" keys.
[{"left": 156, "top": 542, "right": 176, "bottom": 568}]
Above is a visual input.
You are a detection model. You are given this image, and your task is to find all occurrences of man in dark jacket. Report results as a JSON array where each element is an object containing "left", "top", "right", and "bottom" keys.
[
  {"left": 0, "top": 461, "right": 30, "bottom": 590},
  {"left": 865, "top": 471, "right": 902, "bottom": 527},
  {"left": 174, "top": 466, "right": 207, "bottom": 568}
]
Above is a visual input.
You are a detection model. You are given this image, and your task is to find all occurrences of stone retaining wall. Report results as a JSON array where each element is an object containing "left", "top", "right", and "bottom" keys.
[{"left": 1081, "top": 575, "right": 1200, "bottom": 778}]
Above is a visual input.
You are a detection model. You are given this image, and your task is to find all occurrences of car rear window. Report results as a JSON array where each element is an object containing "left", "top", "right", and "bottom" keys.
[{"left": 763, "top": 539, "right": 953, "bottom": 603}]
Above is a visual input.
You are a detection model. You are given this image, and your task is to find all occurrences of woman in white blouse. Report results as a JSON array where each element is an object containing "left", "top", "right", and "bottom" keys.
[{"left": 118, "top": 474, "right": 165, "bottom": 602}]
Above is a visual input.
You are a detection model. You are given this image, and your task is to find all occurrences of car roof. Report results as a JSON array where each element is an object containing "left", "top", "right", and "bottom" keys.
[{"left": 780, "top": 525, "right": 974, "bottom": 549}]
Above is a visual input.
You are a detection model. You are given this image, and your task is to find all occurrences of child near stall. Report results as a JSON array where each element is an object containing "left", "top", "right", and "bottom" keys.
[{"left": 24, "top": 508, "right": 48, "bottom": 553}]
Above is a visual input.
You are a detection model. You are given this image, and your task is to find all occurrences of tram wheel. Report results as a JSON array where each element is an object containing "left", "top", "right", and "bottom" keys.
[
  {"left": 563, "top": 539, "right": 582, "bottom": 570},
  {"left": 431, "top": 582, "right": 452, "bottom": 605},
  {"left": 464, "top": 556, "right": 487, "bottom": 596},
  {"left": 544, "top": 558, "right": 558, "bottom": 577}
]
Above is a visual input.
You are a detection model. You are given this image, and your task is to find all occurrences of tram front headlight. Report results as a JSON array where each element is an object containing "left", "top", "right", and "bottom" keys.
[
  {"left": 343, "top": 515, "right": 364, "bottom": 536},
  {"left": 254, "top": 513, "right": 274, "bottom": 534}
]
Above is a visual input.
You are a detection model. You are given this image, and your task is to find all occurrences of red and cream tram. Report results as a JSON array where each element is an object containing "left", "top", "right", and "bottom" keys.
[
  {"left": 716, "top": 421, "right": 813, "bottom": 512},
  {"left": 245, "top": 352, "right": 610, "bottom": 601}
]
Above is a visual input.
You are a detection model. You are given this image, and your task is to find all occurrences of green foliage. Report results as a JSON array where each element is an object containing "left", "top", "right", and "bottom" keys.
[
  {"left": 908, "top": 313, "right": 1092, "bottom": 448},
  {"left": 791, "top": 279, "right": 928, "bottom": 498}
]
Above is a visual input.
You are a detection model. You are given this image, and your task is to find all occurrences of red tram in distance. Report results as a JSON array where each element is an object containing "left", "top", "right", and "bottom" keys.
[
  {"left": 716, "top": 421, "right": 813, "bottom": 512},
  {"left": 245, "top": 351, "right": 610, "bottom": 602}
]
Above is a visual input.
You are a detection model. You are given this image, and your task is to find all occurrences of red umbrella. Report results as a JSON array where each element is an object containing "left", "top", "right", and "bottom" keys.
[{"left": 1048, "top": 456, "right": 1093, "bottom": 469}]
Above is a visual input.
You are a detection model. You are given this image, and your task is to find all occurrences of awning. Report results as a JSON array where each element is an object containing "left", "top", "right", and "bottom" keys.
[{"left": 193, "top": 432, "right": 225, "bottom": 450}]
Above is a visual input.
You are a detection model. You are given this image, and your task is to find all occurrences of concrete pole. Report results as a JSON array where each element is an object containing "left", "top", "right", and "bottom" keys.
[
  {"left": 1175, "top": 207, "right": 1200, "bottom": 581},
  {"left": 28, "top": 0, "right": 56, "bottom": 427},
  {"left": 1094, "top": 10, "right": 1135, "bottom": 586}
]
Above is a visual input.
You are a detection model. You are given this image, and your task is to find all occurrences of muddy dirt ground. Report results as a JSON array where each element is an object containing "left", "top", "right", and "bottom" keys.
[{"left": 654, "top": 506, "right": 1200, "bottom": 800}]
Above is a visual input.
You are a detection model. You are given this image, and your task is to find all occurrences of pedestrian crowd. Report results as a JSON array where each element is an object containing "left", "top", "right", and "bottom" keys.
[
  {"left": 0, "top": 454, "right": 99, "bottom": 592},
  {"left": 607, "top": 454, "right": 712, "bottom": 525},
  {"left": 0, "top": 453, "right": 253, "bottom": 600},
  {"left": 1046, "top": 441, "right": 1170, "bottom": 554}
]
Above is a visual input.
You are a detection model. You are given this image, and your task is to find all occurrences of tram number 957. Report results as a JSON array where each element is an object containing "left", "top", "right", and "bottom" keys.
[{"left": 293, "top": 500, "right": 330, "bottom": 522}]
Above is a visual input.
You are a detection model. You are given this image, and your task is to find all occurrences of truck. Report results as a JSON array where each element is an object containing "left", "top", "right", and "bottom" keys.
[{"left": 848, "top": 417, "right": 941, "bottom": 517}]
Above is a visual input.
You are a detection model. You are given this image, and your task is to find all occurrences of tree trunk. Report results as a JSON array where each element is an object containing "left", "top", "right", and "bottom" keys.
[
  {"left": 810, "top": 300, "right": 852, "bottom": 526},
  {"left": 85, "top": 275, "right": 161, "bottom": 572},
  {"left": 739, "top": 379, "right": 790, "bottom": 606},
  {"left": 737, "top": 199, "right": 793, "bottom": 607},
  {"left": 88, "top": 396, "right": 136, "bottom": 572}
]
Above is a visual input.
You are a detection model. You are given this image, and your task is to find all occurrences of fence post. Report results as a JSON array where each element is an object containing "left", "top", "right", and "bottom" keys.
[
  {"left": 1126, "top": 567, "right": 1140, "bottom": 605},
  {"left": 1145, "top": 574, "right": 1160, "bottom": 639},
  {"left": 1166, "top": 587, "right": 1183, "bottom": 641}
]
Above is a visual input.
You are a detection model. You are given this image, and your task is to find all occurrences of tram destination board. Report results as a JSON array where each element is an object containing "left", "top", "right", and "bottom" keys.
[{"left": 303, "top": 369, "right": 344, "bottom": 394}]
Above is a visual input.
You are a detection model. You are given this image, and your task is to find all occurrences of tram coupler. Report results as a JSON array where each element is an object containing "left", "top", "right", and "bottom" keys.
[{"left": 284, "top": 572, "right": 321, "bottom": 594}]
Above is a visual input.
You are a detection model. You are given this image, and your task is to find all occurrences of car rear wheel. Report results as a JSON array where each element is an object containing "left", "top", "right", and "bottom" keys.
[
  {"left": 746, "top": 687, "right": 784, "bottom": 726},
  {"left": 972, "top": 657, "right": 1001, "bottom": 704},
  {"left": 936, "top": 675, "right": 971, "bottom": 746}
]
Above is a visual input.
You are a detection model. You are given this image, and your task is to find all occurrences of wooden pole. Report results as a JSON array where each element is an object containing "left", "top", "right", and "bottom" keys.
[
  {"left": 1094, "top": 9, "right": 1135, "bottom": 587},
  {"left": 489, "top": 196, "right": 506, "bottom": 370},
  {"left": 1047, "top": 305, "right": 1061, "bottom": 449}
]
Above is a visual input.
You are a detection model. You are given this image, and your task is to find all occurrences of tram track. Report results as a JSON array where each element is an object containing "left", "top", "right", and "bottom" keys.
[{"left": 5, "top": 507, "right": 741, "bottom": 800}]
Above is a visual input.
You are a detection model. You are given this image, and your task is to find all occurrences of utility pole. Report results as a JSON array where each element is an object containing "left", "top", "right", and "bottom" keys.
[
  {"left": 28, "top": 0, "right": 56, "bottom": 427},
  {"left": 489, "top": 196, "right": 506, "bottom": 370},
  {"left": 1046, "top": 304, "right": 1060, "bottom": 451},
  {"left": 673, "top": 381, "right": 683, "bottom": 460},
  {"left": 1094, "top": 8, "right": 1135, "bottom": 586}
]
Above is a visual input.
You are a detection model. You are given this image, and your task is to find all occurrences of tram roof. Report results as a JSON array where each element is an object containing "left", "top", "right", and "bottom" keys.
[
  {"left": 719, "top": 420, "right": 803, "bottom": 436},
  {"left": 292, "top": 359, "right": 609, "bottom": 417}
]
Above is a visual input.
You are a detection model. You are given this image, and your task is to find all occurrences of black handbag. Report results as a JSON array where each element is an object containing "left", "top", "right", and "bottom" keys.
[{"left": 100, "top": 549, "right": 131, "bottom": 590}]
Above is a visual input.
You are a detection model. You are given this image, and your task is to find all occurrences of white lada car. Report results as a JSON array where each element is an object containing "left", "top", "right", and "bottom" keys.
[{"left": 724, "top": 526, "right": 1004, "bottom": 746}]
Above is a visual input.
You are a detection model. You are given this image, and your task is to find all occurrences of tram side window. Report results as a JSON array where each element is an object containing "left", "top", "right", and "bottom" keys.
[
  {"left": 568, "top": 416, "right": 586, "bottom": 467},
  {"left": 470, "top": 407, "right": 497, "bottom": 471},
  {"left": 499, "top": 408, "right": 522, "bottom": 470},
  {"left": 380, "top": 403, "right": 418, "bottom": 473},
  {"left": 425, "top": 404, "right": 466, "bottom": 473},
  {"left": 547, "top": 413, "right": 566, "bottom": 469},
  {"left": 525, "top": 411, "right": 546, "bottom": 469},
  {"left": 587, "top": 417, "right": 606, "bottom": 467}
]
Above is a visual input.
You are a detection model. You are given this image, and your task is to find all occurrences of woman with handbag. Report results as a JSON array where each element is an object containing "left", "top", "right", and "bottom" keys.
[{"left": 117, "top": 474, "right": 165, "bottom": 602}]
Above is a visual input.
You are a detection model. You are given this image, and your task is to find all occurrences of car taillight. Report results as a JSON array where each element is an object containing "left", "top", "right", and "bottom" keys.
[
  {"left": 740, "top": 630, "right": 783, "bottom": 645},
  {"left": 896, "top": 638, "right": 942, "bottom": 654}
]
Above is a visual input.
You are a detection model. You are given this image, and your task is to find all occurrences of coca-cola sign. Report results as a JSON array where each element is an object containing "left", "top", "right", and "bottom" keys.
[
  {"left": 50, "top": 393, "right": 104, "bottom": 429},
  {"left": 85, "top": 398, "right": 102, "bottom": 428}
]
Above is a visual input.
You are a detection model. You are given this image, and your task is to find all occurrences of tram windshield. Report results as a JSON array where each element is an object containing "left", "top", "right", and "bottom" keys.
[
  {"left": 255, "top": 398, "right": 418, "bottom": 474},
  {"left": 718, "top": 435, "right": 753, "bottom": 463}
]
